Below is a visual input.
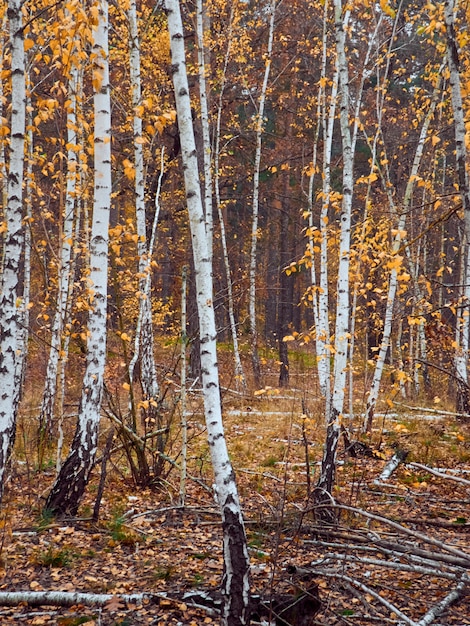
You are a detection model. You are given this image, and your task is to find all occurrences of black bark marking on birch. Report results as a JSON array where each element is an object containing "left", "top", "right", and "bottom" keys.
[
  {"left": 187, "top": 190, "right": 195, "bottom": 198},
  {"left": 178, "top": 88, "right": 188, "bottom": 97},
  {"left": 222, "top": 506, "right": 250, "bottom": 625},
  {"left": 213, "top": 432, "right": 224, "bottom": 441},
  {"left": 206, "top": 381, "right": 217, "bottom": 388},
  {"left": 170, "top": 63, "right": 179, "bottom": 74},
  {"left": 224, "top": 469, "right": 236, "bottom": 485}
]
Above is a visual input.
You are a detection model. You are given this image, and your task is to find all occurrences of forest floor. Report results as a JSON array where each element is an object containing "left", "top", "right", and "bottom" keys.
[{"left": 0, "top": 381, "right": 469, "bottom": 625}]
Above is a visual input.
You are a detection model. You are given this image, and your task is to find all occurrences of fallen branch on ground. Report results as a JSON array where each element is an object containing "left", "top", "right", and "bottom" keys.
[
  {"left": 374, "top": 448, "right": 408, "bottom": 483},
  {"left": 415, "top": 574, "right": 469, "bottom": 626},
  {"left": 0, "top": 591, "right": 164, "bottom": 607},
  {"left": 322, "top": 504, "right": 470, "bottom": 565},
  {"left": 407, "top": 462, "right": 470, "bottom": 487}
]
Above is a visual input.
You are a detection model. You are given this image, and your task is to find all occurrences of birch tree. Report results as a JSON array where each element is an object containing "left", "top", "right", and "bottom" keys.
[
  {"left": 164, "top": 1, "right": 250, "bottom": 623},
  {"left": 0, "top": 0, "right": 26, "bottom": 504},
  {"left": 248, "top": 0, "right": 276, "bottom": 388},
  {"left": 213, "top": 2, "right": 246, "bottom": 390},
  {"left": 38, "top": 57, "right": 81, "bottom": 440},
  {"left": 364, "top": 73, "right": 444, "bottom": 431},
  {"left": 127, "top": 0, "right": 161, "bottom": 447},
  {"left": 45, "top": 0, "right": 112, "bottom": 516},
  {"left": 444, "top": 0, "right": 470, "bottom": 413},
  {"left": 316, "top": 0, "right": 354, "bottom": 503}
]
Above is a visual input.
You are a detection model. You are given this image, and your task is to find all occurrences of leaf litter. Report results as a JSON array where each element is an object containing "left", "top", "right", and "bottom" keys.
[{"left": 0, "top": 389, "right": 469, "bottom": 625}]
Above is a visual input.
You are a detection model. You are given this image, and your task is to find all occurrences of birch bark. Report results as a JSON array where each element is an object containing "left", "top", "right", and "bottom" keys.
[
  {"left": 0, "top": 0, "right": 26, "bottom": 503},
  {"left": 248, "top": 0, "right": 276, "bottom": 389},
  {"left": 39, "top": 63, "right": 80, "bottom": 439},
  {"left": 196, "top": 0, "right": 213, "bottom": 260},
  {"left": 45, "top": 0, "right": 112, "bottom": 516},
  {"left": 213, "top": 4, "right": 246, "bottom": 390},
  {"left": 315, "top": 0, "right": 336, "bottom": 402},
  {"left": 444, "top": 0, "right": 470, "bottom": 413},
  {"left": 317, "top": 0, "right": 353, "bottom": 501},
  {"left": 364, "top": 73, "right": 443, "bottom": 431},
  {"left": 127, "top": 0, "right": 161, "bottom": 454},
  {"left": 164, "top": 2, "right": 250, "bottom": 623}
]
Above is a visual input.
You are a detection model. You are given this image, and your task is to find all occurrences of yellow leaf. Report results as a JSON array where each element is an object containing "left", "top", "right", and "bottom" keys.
[
  {"left": 122, "top": 382, "right": 130, "bottom": 391},
  {"left": 380, "top": 0, "right": 396, "bottom": 19}
]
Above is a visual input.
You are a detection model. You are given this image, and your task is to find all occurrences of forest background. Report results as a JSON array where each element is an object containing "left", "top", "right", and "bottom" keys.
[{"left": 0, "top": 0, "right": 470, "bottom": 624}]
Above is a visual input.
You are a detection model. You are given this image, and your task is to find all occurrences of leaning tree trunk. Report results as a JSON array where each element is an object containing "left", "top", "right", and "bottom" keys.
[
  {"left": 444, "top": 0, "right": 470, "bottom": 415},
  {"left": 0, "top": 0, "right": 26, "bottom": 505},
  {"left": 45, "top": 0, "right": 112, "bottom": 516},
  {"left": 364, "top": 72, "right": 443, "bottom": 432},
  {"left": 164, "top": 1, "right": 251, "bottom": 624}
]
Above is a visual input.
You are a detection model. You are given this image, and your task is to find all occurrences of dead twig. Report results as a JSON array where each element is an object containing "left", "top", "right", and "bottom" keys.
[
  {"left": 415, "top": 573, "right": 469, "bottom": 626},
  {"left": 407, "top": 462, "right": 470, "bottom": 487}
]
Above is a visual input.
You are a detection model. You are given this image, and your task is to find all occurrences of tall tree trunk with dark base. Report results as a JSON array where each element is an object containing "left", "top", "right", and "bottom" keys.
[
  {"left": 164, "top": 2, "right": 251, "bottom": 623},
  {"left": 45, "top": 0, "right": 112, "bottom": 516},
  {"left": 316, "top": 0, "right": 354, "bottom": 514},
  {"left": 0, "top": 0, "right": 26, "bottom": 504}
]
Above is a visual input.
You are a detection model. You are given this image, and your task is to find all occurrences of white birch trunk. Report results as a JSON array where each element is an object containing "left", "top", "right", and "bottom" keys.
[
  {"left": 164, "top": 2, "right": 250, "bottom": 623},
  {"left": 45, "top": 0, "right": 111, "bottom": 516},
  {"left": 248, "top": 0, "right": 276, "bottom": 388},
  {"left": 313, "top": 0, "right": 335, "bottom": 402},
  {"left": 39, "top": 64, "right": 79, "bottom": 438},
  {"left": 179, "top": 265, "right": 188, "bottom": 505},
  {"left": 127, "top": 0, "right": 160, "bottom": 440},
  {"left": 15, "top": 96, "right": 32, "bottom": 395},
  {"left": 214, "top": 4, "right": 246, "bottom": 390},
  {"left": 0, "top": 15, "right": 7, "bottom": 218},
  {"left": 317, "top": 0, "right": 353, "bottom": 499},
  {"left": 196, "top": 0, "right": 213, "bottom": 259},
  {"left": 364, "top": 73, "right": 443, "bottom": 431},
  {"left": 0, "top": 0, "right": 26, "bottom": 503},
  {"left": 444, "top": 0, "right": 470, "bottom": 412}
]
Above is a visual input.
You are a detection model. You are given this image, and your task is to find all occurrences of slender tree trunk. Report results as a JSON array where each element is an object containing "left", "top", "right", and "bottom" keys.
[
  {"left": 249, "top": 0, "right": 276, "bottom": 389},
  {"left": 164, "top": 2, "right": 250, "bottom": 624},
  {"left": 317, "top": 0, "right": 353, "bottom": 503},
  {"left": 179, "top": 265, "right": 188, "bottom": 506},
  {"left": 45, "top": 0, "right": 112, "bottom": 516},
  {"left": 127, "top": 0, "right": 161, "bottom": 455},
  {"left": 214, "top": 3, "right": 246, "bottom": 390},
  {"left": 444, "top": 0, "right": 470, "bottom": 414},
  {"left": 0, "top": 0, "right": 26, "bottom": 504},
  {"left": 39, "top": 63, "right": 79, "bottom": 438},
  {"left": 316, "top": 0, "right": 337, "bottom": 404},
  {"left": 16, "top": 96, "right": 32, "bottom": 396},
  {"left": 364, "top": 73, "right": 443, "bottom": 431},
  {"left": 278, "top": 174, "right": 293, "bottom": 387},
  {"left": 196, "top": 0, "right": 213, "bottom": 260}
]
